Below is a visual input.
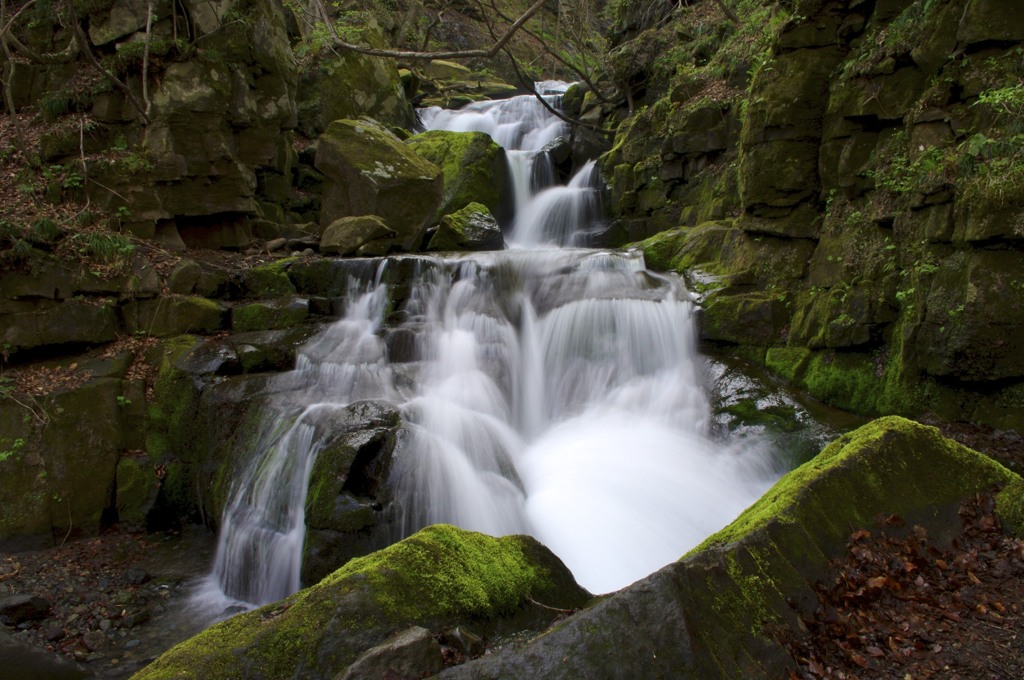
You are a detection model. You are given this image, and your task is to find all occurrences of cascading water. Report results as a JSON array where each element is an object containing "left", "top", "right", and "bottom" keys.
[{"left": 203, "top": 83, "right": 781, "bottom": 606}]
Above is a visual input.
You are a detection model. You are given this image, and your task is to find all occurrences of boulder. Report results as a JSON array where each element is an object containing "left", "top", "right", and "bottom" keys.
[
  {"left": 406, "top": 130, "right": 511, "bottom": 224},
  {"left": 0, "top": 594, "right": 51, "bottom": 625},
  {"left": 439, "top": 417, "right": 1024, "bottom": 679},
  {"left": 315, "top": 119, "right": 443, "bottom": 252},
  {"left": 320, "top": 215, "right": 397, "bottom": 256},
  {"left": 0, "top": 299, "right": 118, "bottom": 356},
  {"left": 132, "top": 525, "right": 591, "bottom": 680},
  {"left": 340, "top": 626, "right": 443, "bottom": 680},
  {"left": 297, "top": 52, "right": 413, "bottom": 137},
  {"left": 302, "top": 400, "right": 402, "bottom": 583},
  {"left": 115, "top": 454, "right": 160, "bottom": 527},
  {"left": 0, "top": 629, "right": 90, "bottom": 680},
  {"left": 426, "top": 203, "right": 504, "bottom": 252},
  {"left": 123, "top": 296, "right": 229, "bottom": 337},
  {"left": 0, "top": 377, "right": 126, "bottom": 548},
  {"left": 231, "top": 298, "right": 309, "bottom": 332}
]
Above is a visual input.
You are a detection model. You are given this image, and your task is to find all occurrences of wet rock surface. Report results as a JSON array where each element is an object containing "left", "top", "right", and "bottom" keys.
[{"left": 0, "top": 525, "right": 216, "bottom": 678}]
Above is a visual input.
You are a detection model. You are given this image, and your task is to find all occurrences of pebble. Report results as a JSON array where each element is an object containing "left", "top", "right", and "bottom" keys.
[{"left": 82, "top": 629, "right": 107, "bottom": 652}]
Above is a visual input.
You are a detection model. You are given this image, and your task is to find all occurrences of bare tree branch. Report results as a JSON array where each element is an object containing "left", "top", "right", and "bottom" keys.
[
  {"left": 481, "top": 0, "right": 610, "bottom": 105},
  {"left": 313, "top": 0, "right": 547, "bottom": 61},
  {"left": 470, "top": 3, "right": 611, "bottom": 137}
]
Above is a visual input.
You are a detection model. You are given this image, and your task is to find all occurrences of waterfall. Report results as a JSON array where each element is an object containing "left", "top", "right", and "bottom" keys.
[{"left": 204, "top": 84, "right": 780, "bottom": 606}]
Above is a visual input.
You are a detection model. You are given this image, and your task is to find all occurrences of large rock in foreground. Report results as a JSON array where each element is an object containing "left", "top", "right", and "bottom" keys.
[
  {"left": 315, "top": 119, "right": 443, "bottom": 253},
  {"left": 439, "top": 416, "right": 1024, "bottom": 679},
  {"left": 131, "top": 525, "right": 590, "bottom": 680}
]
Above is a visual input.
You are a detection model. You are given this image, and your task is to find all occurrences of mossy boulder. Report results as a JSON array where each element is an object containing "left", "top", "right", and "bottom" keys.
[
  {"left": 302, "top": 400, "right": 402, "bottom": 584},
  {"left": 426, "top": 203, "right": 504, "bottom": 252},
  {"left": 241, "top": 259, "right": 298, "bottom": 298},
  {"left": 297, "top": 51, "right": 412, "bottom": 138},
  {"left": 406, "top": 130, "right": 511, "bottom": 225},
  {"left": 0, "top": 299, "right": 118, "bottom": 357},
  {"left": 132, "top": 525, "right": 591, "bottom": 680},
  {"left": 123, "top": 296, "right": 229, "bottom": 337},
  {"left": 115, "top": 453, "right": 160, "bottom": 527},
  {"left": 315, "top": 119, "right": 444, "bottom": 252},
  {"left": 0, "top": 377, "right": 127, "bottom": 549},
  {"left": 441, "top": 418, "right": 1023, "bottom": 679},
  {"left": 320, "top": 215, "right": 397, "bottom": 256},
  {"left": 232, "top": 299, "right": 309, "bottom": 332}
]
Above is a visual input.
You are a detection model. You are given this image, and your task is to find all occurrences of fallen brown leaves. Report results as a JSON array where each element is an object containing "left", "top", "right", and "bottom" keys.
[{"left": 786, "top": 494, "right": 1024, "bottom": 679}]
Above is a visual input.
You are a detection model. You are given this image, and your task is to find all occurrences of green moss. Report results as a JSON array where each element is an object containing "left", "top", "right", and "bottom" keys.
[
  {"left": 242, "top": 258, "right": 298, "bottom": 298},
  {"left": 133, "top": 525, "right": 585, "bottom": 680},
  {"left": 800, "top": 351, "right": 881, "bottom": 415},
  {"left": 764, "top": 347, "right": 811, "bottom": 384},
  {"left": 406, "top": 130, "right": 508, "bottom": 220},
  {"left": 996, "top": 477, "right": 1024, "bottom": 537},
  {"left": 144, "top": 336, "right": 204, "bottom": 461},
  {"left": 231, "top": 300, "right": 308, "bottom": 332},
  {"left": 692, "top": 416, "right": 1017, "bottom": 554}
]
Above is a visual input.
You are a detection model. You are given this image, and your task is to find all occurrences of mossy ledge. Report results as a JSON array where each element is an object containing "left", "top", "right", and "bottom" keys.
[
  {"left": 439, "top": 417, "right": 1024, "bottom": 679},
  {"left": 131, "top": 525, "right": 590, "bottom": 680}
]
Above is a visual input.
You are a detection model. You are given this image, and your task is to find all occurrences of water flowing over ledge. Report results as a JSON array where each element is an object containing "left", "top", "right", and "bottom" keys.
[{"left": 201, "top": 84, "right": 784, "bottom": 608}]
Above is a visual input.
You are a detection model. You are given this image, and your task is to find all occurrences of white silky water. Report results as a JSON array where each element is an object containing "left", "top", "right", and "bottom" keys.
[{"left": 202, "top": 84, "right": 780, "bottom": 608}]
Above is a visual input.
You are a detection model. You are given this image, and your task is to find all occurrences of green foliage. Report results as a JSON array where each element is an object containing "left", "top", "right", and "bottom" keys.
[
  {"left": 0, "top": 437, "right": 25, "bottom": 463},
  {"left": 839, "top": 2, "right": 930, "bottom": 80},
  {"left": 71, "top": 232, "right": 135, "bottom": 266},
  {"left": 39, "top": 91, "right": 72, "bottom": 123},
  {"left": 30, "top": 218, "right": 62, "bottom": 244}
]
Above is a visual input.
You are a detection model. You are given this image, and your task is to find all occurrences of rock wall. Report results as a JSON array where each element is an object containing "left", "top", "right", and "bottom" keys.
[{"left": 603, "top": 0, "right": 1024, "bottom": 430}]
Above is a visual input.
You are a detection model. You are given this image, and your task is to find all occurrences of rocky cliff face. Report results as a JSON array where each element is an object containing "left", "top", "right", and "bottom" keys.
[{"left": 601, "top": 0, "right": 1024, "bottom": 431}]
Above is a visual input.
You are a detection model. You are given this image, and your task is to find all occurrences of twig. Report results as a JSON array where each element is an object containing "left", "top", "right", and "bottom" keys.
[
  {"left": 525, "top": 595, "right": 578, "bottom": 614},
  {"left": 59, "top": 497, "right": 73, "bottom": 547},
  {"left": 86, "top": 177, "right": 131, "bottom": 203}
]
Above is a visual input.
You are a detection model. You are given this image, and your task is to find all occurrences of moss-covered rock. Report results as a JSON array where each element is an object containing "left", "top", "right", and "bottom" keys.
[
  {"left": 241, "top": 259, "right": 298, "bottom": 298},
  {"left": 123, "top": 296, "right": 229, "bottom": 337},
  {"left": 917, "top": 250, "right": 1024, "bottom": 381},
  {"left": 132, "top": 525, "right": 590, "bottom": 680},
  {"left": 426, "top": 203, "right": 504, "bottom": 252},
  {"left": 406, "top": 130, "right": 511, "bottom": 225},
  {"left": 315, "top": 119, "right": 443, "bottom": 252},
  {"left": 320, "top": 215, "right": 397, "bottom": 256},
  {"left": 297, "top": 50, "right": 412, "bottom": 137},
  {"left": 231, "top": 299, "right": 309, "bottom": 332},
  {"left": 0, "top": 375, "right": 127, "bottom": 548},
  {"left": 302, "top": 400, "right": 401, "bottom": 584}
]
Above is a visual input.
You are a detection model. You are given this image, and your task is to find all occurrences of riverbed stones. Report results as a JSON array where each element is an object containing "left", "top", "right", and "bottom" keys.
[{"left": 315, "top": 119, "right": 444, "bottom": 253}]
